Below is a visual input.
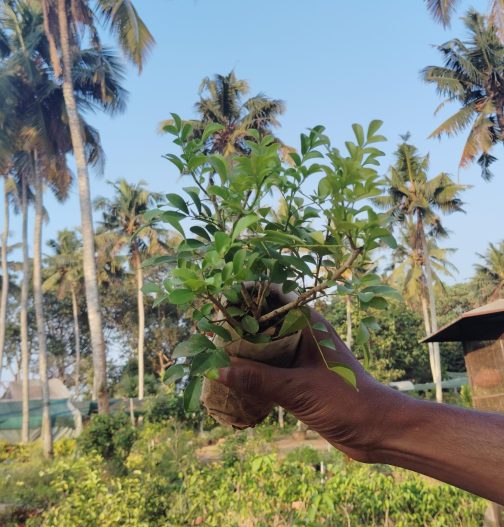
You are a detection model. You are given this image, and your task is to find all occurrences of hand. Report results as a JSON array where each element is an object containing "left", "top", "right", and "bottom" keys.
[
  {"left": 216, "top": 307, "right": 504, "bottom": 504},
  {"left": 216, "top": 308, "right": 399, "bottom": 462}
]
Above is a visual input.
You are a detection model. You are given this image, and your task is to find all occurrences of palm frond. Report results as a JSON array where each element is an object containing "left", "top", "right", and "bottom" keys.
[
  {"left": 428, "top": 103, "right": 476, "bottom": 139},
  {"left": 96, "top": 0, "right": 155, "bottom": 72},
  {"left": 424, "top": 0, "right": 460, "bottom": 27},
  {"left": 73, "top": 47, "right": 128, "bottom": 115}
]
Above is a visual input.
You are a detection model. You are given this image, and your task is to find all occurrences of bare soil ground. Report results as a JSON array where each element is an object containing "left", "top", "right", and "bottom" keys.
[{"left": 196, "top": 431, "right": 332, "bottom": 462}]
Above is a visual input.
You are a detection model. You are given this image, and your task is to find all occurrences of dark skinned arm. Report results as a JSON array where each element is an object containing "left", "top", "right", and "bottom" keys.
[{"left": 216, "top": 309, "right": 504, "bottom": 505}]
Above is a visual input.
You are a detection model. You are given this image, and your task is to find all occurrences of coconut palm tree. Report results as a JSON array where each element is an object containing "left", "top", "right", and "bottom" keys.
[
  {"left": 162, "top": 71, "right": 286, "bottom": 156},
  {"left": 423, "top": 10, "right": 504, "bottom": 179},
  {"left": 376, "top": 135, "right": 466, "bottom": 402},
  {"left": 94, "top": 179, "right": 167, "bottom": 399},
  {"left": 425, "top": 0, "right": 504, "bottom": 42},
  {"left": 1, "top": 0, "right": 110, "bottom": 450},
  {"left": 40, "top": 0, "right": 154, "bottom": 413},
  {"left": 0, "top": 176, "right": 16, "bottom": 381},
  {"left": 473, "top": 240, "right": 504, "bottom": 301},
  {"left": 43, "top": 230, "right": 84, "bottom": 397}
]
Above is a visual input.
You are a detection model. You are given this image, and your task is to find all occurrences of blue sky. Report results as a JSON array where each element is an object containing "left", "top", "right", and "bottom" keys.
[{"left": 4, "top": 0, "right": 503, "bottom": 283}]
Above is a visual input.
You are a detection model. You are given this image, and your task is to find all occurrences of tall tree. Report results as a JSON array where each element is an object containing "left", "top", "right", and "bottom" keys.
[
  {"left": 423, "top": 10, "right": 504, "bottom": 179},
  {"left": 0, "top": 177, "right": 15, "bottom": 381},
  {"left": 162, "top": 71, "right": 286, "bottom": 156},
  {"left": 376, "top": 135, "right": 466, "bottom": 402},
  {"left": 43, "top": 230, "right": 84, "bottom": 396},
  {"left": 40, "top": 0, "right": 154, "bottom": 413},
  {"left": 1, "top": 0, "right": 110, "bottom": 448},
  {"left": 425, "top": 0, "right": 504, "bottom": 42},
  {"left": 94, "top": 179, "right": 166, "bottom": 399},
  {"left": 473, "top": 240, "right": 504, "bottom": 301}
]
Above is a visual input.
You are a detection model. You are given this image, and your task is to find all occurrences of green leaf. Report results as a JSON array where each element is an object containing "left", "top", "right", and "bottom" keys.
[
  {"left": 190, "top": 349, "right": 230, "bottom": 375},
  {"left": 352, "top": 123, "right": 365, "bottom": 147},
  {"left": 358, "top": 292, "right": 375, "bottom": 303},
  {"left": 367, "top": 297, "right": 388, "bottom": 310},
  {"left": 168, "top": 289, "right": 195, "bottom": 305},
  {"left": 164, "top": 153, "right": 184, "bottom": 172},
  {"left": 356, "top": 321, "right": 370, "bottom": 345},
  {"left": 233, "top": 249, "right": 247, "bottom": 274},
  {"left": 141, "top": 255, "right": 177, "bottom": 268},
  {"left": 319, "top": 338, "right": 336, "bottom": 350},
  {"left": 190, "top": 226, "right": 211, "bottom": 241},
  {"left": 232, "top": 214, "right": 259, "bottom": 240},
  {"left": 278, "top": 309, "right": 309, "bottom": 337},
  {"left": 214, "top": 231, "right": 231, "bottom": 256},
  {"left": 227, "top": 306, "right": 244, "bottom": 317},
  {"left": 327, "top": 362, "right": 357, "bottom": 389},
  {"left": 159, "top": 211, "right": 186, "bottom": 238},
  {"left": 202, "top": 123, "right": 225, "bottom": 142},
  {"left": 166, "top": 193, "right": 189, "bottom": 214},
  {"left": 198, "top": 319, "right": 232, "bottom": 341},
  {"left": 362, "top": 285, "right": 401, "bottom": 301},
  {"left": 184, "top": 187, "right": 201, "bottom": 214},
  {"left": 282, "top": 280, "right": 298, "bottom": 294},
  {"left": 241, "top": 315, "right": 259, "bottom": 334},
  {"left": 361, "top": 316, "right": 380, "bottom": 331},
  {"left": 141, "top": 282, "right": 162, "bottom": 295},
  {"left": 380, "top": 234, "right": 397, "bottom": 249},
  {"left": 184, "top": 377, "right": 202, "bottom": 412},
  {"left": 367, "top": 119, "right": 383, "bottom": 140},
  {"left": 163, "top": 364, "right": 185, "bottom": 384},
  {"left": 312, "top": 322, "right": 328, "bottom": 332},
  {"left": 172, "top": 333, "right": 216, "bottom": 358}
]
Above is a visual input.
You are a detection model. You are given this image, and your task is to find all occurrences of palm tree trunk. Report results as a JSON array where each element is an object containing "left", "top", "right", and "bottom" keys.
[
  {"left": 345, "top": 296, "right": 353, "bottom": 349},
  {"left": 71, "top": 287, "right": 81, "bottom": 399},
  {"left": 33, "top": 153, "right": 53, "bottom": 458},
  {"left": 56, "top": 0, "right": 108, "bottom": 413},
  {"left": 135, "top": 252, "right": 145, "bottom": 400},
  {"left": 278, "top": 406, "right": 285, "bottom": 429},
  {"left": 419, "top": 228, "right": 443, "bottom": 403},
  {"left": 420, "top": 294, "right": 437, "bottom": 390},
  {"left": 0, "top": 179, "right": 9, "bottom": 381},
  {"left": 20, "top": 175, "right": 30, "bottom": 443}
]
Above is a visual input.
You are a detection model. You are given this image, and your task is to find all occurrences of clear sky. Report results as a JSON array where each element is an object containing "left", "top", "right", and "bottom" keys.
[{"left": 3, "top": 0, "right": 503, "bottom": 283}]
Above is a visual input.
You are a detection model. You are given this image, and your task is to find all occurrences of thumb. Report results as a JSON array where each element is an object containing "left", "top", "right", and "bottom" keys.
[{"left": 216, "top": 356, "right": 291, "bottom": 404}]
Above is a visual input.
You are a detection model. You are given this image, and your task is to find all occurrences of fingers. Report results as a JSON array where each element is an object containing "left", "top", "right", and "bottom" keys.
[{"left": 217, "top": 356, "right": 293, "bottom": 405}]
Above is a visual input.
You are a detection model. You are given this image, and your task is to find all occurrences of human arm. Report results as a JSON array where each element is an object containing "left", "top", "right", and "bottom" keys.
[{"left": 215, "top": 309, "right": 504, "bottom": 505}]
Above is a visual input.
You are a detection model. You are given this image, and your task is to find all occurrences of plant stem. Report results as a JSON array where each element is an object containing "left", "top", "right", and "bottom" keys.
[
  {"left": 240, "top": 284, "right": 257, "bottom": 314},
  {"left": 258, "top": 248, "right": 362, "bottom": 324},
  {"left": 206, "top": 292, "right": 242, "bottom": 332}
]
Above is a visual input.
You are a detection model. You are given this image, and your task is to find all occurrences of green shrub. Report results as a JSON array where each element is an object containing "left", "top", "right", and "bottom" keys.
[
  {"left": 53, "top": 438, "right": 77, "bottom": 458},
  {"left": 0, "top": 440, "right": 30, "bottom": 463},
  {"left": 26, "top": 456, "right": 172, "bottom": 527},
  {"left": 1, "top": 435, "right": 486, "bottom": 527},
  {"left": 78, "top": 413, "right": 137, "bottom": 465},
  {"left": 284, "top": 445, "right": 322, "bottom": 466}
]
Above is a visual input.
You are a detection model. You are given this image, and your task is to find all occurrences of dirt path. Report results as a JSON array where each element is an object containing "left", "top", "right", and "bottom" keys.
[{"left": 196, "top": 433, "right": 332, "bottom": 462}]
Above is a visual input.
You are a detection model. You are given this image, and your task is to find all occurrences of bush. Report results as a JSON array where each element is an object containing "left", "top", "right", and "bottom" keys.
[
  {"left": 1, "top": 434, "right": 486, "bottom": 527},
  {"left": 78, "top": 413, "right": 137, "bottom": 466},
  {"left": 53, "top": 438, "right": 77, "bottom": 458},
  {"left": 26, "top": 457, "right": 172, "bottom": 527},
  {"left": 0, "top": 440, "right": 29, "bottom": 463}
]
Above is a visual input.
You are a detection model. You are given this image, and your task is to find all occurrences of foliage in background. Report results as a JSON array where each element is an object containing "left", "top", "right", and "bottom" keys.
[
  {"left": 423, "top": 10, "right": 504, "bottom": 179},
  {"left": 0, "top": 429, "right": 484, "bottom": 527}
]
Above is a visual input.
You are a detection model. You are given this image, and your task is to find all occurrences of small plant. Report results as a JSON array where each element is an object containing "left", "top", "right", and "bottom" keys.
[
  {"left": 143, "top": 116, "right": 398, "bottom": 426},
  {"left": 79, "top": 413, "right": 137, "bottom": 465}
]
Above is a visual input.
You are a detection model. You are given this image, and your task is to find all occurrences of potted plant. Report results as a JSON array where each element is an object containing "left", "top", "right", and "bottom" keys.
[{"left": 142, "top": 115, "right": 398, "bottom": 428}]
